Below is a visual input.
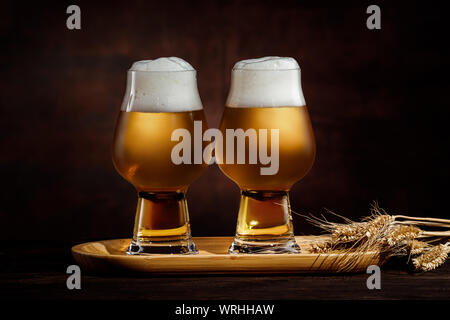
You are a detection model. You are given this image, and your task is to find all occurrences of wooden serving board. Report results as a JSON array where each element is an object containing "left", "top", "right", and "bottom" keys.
[{"left": 72, "top": 236, "right": 384, "bottom": 274}]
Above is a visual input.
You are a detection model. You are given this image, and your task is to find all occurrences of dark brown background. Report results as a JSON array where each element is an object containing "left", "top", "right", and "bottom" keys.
[{"left": 1, "top": 0, "right": 449, "bottom": 244}]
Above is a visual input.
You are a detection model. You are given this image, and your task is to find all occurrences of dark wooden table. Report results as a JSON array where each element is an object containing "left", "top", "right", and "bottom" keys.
[{"left": 1, "top": 241, "right": 449, "bottom": 301}]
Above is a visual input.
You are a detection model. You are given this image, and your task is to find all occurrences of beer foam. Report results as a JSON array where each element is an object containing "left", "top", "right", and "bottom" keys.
[
  {"left": 233, "top": 56, "right": 299, "bottom": 70},
  {"left": 227, "top": 56, "right": 306, "bottom": 108},
  {"left": 130, "top": 57, "right": 194, "bottom": 72},
  {"left": 121, "top": 57, "right": 203, "bottom": 112}
]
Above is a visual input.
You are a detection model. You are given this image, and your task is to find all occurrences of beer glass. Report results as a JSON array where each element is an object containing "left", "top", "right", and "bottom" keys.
[
  {"left": 112, "top": 58, "right": 207, "bottom": 254},
  {"left": 217, "top": 57, "right": 316, "bottom": 254}
]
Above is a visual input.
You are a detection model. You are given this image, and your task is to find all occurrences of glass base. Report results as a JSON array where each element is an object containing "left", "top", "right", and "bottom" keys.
[
  {"left": 229, "top": 190, "right": 300, "bottom": 254},
  {"left": 228, "top": 236, "right": 301, "bottom": 254},
  {"left": 128, "top": 191, "right": 198, "bottom": 255},
  {"left": 127, "top": 239, "right": 198, "bottom": 255}
]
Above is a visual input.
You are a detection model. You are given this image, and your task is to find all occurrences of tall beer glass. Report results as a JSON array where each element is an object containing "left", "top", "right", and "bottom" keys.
[
  {"left": 112, "top": 58, "right": 207, "bottom": 254},
  {"left": 217, "top": 57, "right": 316, "bottom": 254}
]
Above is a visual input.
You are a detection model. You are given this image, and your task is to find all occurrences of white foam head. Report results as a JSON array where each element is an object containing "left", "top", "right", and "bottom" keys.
[
  {"left": 226, "top": 56, "right": 306, "bottom": 108},
  {"left": 121, "top": 57, "right": 203, "bottom": 112}
]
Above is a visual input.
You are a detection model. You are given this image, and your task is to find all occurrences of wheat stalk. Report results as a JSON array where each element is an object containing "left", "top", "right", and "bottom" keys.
[
  {"left": 383, "top": 225, "right": 421, "bottom": 247},
  {"left": 297, "top": 202, "right": 450, "bottom": 272},
  {"left": 410, "top": 240, "right": 430, "bottom": 255},
  {"left": 412, "top": 243, "right": 450, "bottom": 272},
  {"left": 394, "top": 239, "right": 431, "bottom": 256}
]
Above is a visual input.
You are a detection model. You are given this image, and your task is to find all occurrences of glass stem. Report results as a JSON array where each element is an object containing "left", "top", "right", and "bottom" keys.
[
  {"left": 229, "top": 190, "right": 300, "bottom": 254},
  {"left": 128, "top": 191, "right": 197, "bottom": 254}
]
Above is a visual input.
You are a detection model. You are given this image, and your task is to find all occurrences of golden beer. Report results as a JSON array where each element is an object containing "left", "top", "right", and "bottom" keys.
[
  {"left": 218, "top": 106, "right": 315, "bottom": 191},
  {"left": 112, "top": 110, "right": 207, "bottom": 249},
  {"left": 112, "top": 58, "right": 207, "bottom": 254},
  {"left": 219, "top": 57, "right": 316, "bottom": 253},
  {"left": 113, "top": 110, "right": 207, "bottom": 192}
]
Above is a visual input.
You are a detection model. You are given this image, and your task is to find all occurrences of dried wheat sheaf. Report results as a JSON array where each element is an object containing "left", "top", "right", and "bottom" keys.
[{"left": 298, "top": 202, "right": 450, "bottom": 272}]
